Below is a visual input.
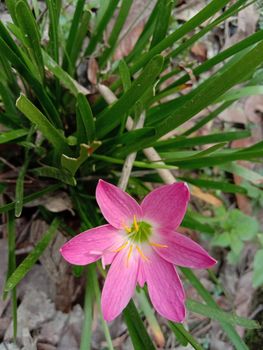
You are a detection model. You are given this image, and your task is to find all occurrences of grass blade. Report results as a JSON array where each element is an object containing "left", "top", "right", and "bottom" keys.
[
  {"left": 162, "top": 30, "right": 263, "bottom": 93},
  {"left": 16, "top": 94, "right": 71, "bottom": 155},
  {"left": 69, "top": 9, "right": 91, "bottom": 73},
  {"left": 80, "top": 265, "right": 94, "bottom": 350},
  {"left": 96, "top": 55, "right": 164, "bottom": 138},
  {"left": 168, "top": 322, "right": 203, "bottom": 350},
  {"left": 0, "top": 129, "right": 28, "bottom": 144},
  {"left": 154, "top": 131, "right": 250, "bottom": 150},
  {"left": 90, "top": 265, "right": 114, "bottom": 350},
  {"left": 186, "top": 299, "right": 260, "bottom": 329},
  {"left": 15, "top": 0, "right": 44, "bottom": 81},
  {"left": 123, "top": 300, "right": 156, "bottom": 350},
  {"left": 85, "top": 0, "right": 120, "bottom": 55},
  {"left": 76, "top": 93, "right": 95, "bottom": 143},
  {"left": 154, "top": 40, "right": 263, "bottom": 139},
  {"left": 137, "top": 290, "right": 165, "bottom": 348},
  {"left": 5, "top": 218, "right": 60, "bottom": 292},
  {"left": 6, "top": 211, "right": 17, "bottom": 340},
  {"left": 150, "top": 0, "right": 173, "bottom": 48},
  {"left": 0, "top": 184, "right": 61, "bottom": 214},
  {"left": 114, "top": 0, "right": 230, "bottom": 85},
  {"left": 32, "top": 166, "right": 76, "bottom": 186},
  {"left": 63, "top": 0, "right": 86, "bottom": 72},
  {"left": 99, "top": 0, "right": 133, "bottom": 66},
  {"left": 46, "top": 0, "right": 60, "bottom": 63},
  {"left": 181, "top": 268, "right": 249, "bottom": 350},
  {"left": 43, "top": 51, "right": 90, "bottom": 97}
]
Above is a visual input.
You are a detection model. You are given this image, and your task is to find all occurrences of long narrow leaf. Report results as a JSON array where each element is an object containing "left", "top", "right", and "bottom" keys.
[
  {"left": 16, "top": 94, "right": 71, "bottom": 155},
  {"left": 5, "top": 218, "right": 60, "bottom": 291}
]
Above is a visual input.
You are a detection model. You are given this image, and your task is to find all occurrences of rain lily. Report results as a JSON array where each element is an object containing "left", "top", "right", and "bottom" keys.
[{"left": 60, "top": 180, "right": 216, "bottom": 322}]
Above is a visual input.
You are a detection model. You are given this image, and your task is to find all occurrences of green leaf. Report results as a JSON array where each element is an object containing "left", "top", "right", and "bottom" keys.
[
  {"left": 15, "top": 0, "right": 44, "bottom": 81},
  {"left": 0, "top": 22, "right": 62, "bottom": 128},
  {"left": 186, "top": 299, "right": 259, "bottom": 329},
  {"left": 163, "top": 151, "right": 263, "bottom": 169},
  {"left": 166, "top": 30, "right": 263, "bottom": 93},
  {"left": 69, "top": 9, "right": 91, "bottom": 73},
  {"left": 63, "top": 0, "right": 86, "bottom": 72},
  {"left": 85, "top": 0, "right": 120, "bottom": 55},
  {"left": 96, "top": 55, "right": 164, "bottom": 138},
  {"left": 154, "top": 131, "right": 250, "bottom": 150},
  {"left": 0, "top": 184, "right": 60, "bottom": 214},
  {"left": 136, "top": 290, "right": 164, "bottom": 348},
  {"left": 32, "top": 166, "right": 76, "bottom": 186},
  {"left": 130, "top": 0, "right": 230, "bottom": 72},
  {"left": 119, "top": 59, "right": 132, "bottom": 92},
  {"left": 154, "top": 40, "right": 263, "bottom": 139},
  {"left": 123, "top": 300, "right": 156, "bottom": 350},
  {"left": 253, "top": 249, "right": 263, "bottom": 288},
  {"left": 5, "top": 0, "right": 18, "bottom": 25},
  {"left": 80, "top": 266, "right": 94, "bottom": 350},
  {"left": 43, "top": 51, "right": 89, "bottom": 97},
  {"left": 220, "top": 163, "right": 263, "bottom": 184},
  {"left": 0, "top": 82, "right": 20, "bottom": 123},
  {"left": 46, "top": 0, "right": 60, "bottom": 63},
  {"left": 217, "top": 86, "right": 263, "bottom": 103},
  {"left": 6, "top": 211, "right": 17, "bottom": 340},
  {"left": 5, "top": 218, "right": 60, "bottom": 292},
  {"left": 166, "top": 0, "right": 249, "bottom": 62},
  {"left": 16, "top": 94, "right": 71, "bottom": 155},
  {"left": 92, "top": 154, "right": 177, "bottom": 170},
  {"left": 150, "top": 0, "right": 173, "bottom": 48},
  {"left": 182, "top": 213, "right": 214, "bottom": 234},
  {"left": 226, "top": 210, "right": 259, "bottom": 241},
  {"left": 125, "top": 1, "right": 159, "bottom": 64},
  {"left": 99, "top": 0, "right": 133, "bottom": 66},
  {"left": 212, "top": 233, "right": 231, "bottom": 247},
  {"left": 0, "top": 129, "right": 27, "bottom": 144},
  {"left": 61, "top": 142, "right": 101, "bottom": 176},
  {"left": 181, "top": 268, "right": 250, "bottom": 350},
  {"left": 76, "top": 94, "right": 95, "bottom": 143},
  {"left": 168, "top": 323, "right": 203, "bottom": 350}
]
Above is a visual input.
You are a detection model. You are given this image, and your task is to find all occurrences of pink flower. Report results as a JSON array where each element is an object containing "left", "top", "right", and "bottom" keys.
[{"left": 60, "top": 180, "right": 216, "bottom": 322}]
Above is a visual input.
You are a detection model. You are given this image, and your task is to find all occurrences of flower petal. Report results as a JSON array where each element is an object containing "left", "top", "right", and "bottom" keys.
[
  {"left": 101, "top": 248, "right": 139, "bottom": 321},
  {"left": 153, "top": 230, "right": 217, "bottom": 269},
  {"left": 141, "top": 183, "right": 190, "bottom": 230},
  {"left": 96, "top": 180, "right": 142, "bottom": 229},
  {"left": 144, "top": 250, "right": 186, "bottom": 322},
  {"left": 137, "top": 260, "right": 146, "bottom": 287},
  {"left": 60, "top": 224, "right": 119, "bottom": 265}
]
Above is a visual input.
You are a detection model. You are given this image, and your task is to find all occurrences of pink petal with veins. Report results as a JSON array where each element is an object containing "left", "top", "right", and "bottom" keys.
[
  {"left": 141, "top": 182, "right": 190, "bottom": 230},
  {"left": 96, "top": 179, "right": 142, "bottom": 229}
]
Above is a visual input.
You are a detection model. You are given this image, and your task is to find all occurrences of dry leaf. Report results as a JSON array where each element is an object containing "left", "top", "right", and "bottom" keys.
[
  {"left": 87, "top": 57, "right": 99, "bottom": 85},
  {"left": 191, "top": 185, "right": 222, "bottom": 207},
  {"left": 25, "top": 191, "right": 74, "bottom": 214},
  {"left": 191, "top": 42, "right": 208, "bottom": 62}
]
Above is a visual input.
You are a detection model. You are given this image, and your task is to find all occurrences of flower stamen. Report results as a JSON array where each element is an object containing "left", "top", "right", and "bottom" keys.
[
  {"left": 126, "top": 244, "right": 133, "bottom": 266},
  {"left": 113, "top": 241, "right": 128, "bottom": 252},
  {"left": 133, "top": 215, "right": 139, "bottom": 232},
  {"left": 122, "top": 223, "right": 132, "bottom": 233},
  {"left": 136, "top": 246, "right": 149, "bottom": 262},
  {"left": 149, "top": 242, "right": 168, "bottom": 248}
]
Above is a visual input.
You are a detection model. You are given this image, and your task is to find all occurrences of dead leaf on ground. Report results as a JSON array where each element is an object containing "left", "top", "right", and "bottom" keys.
[
  {"left": 105, "top": 0, "right": 157, "bottom": 60},
  {"left": 223, "top": 4, "right": 259, "bottom": 49},
  {"left": 191, "top": 185, "right": 223, "bottom": 207},
  {"left": 30, "top": 220, "right": 77, "bottom": 312},
  {"left": 5, "top": 288, "right": 55, "bottom": 343},
  {"left": 87, "top": 57, "right": 99, "bottom": 85},
  {"left": 25, "top": 191, "right": 74, "bottom": 214},
  {"left": 191, "top": 42, "right": 208, "bottom": 62}
]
